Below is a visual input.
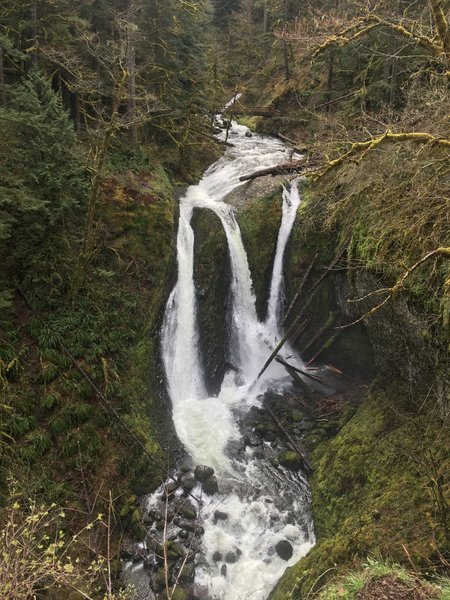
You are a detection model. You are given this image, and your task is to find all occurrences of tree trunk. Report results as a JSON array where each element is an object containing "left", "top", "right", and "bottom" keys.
[
  {"left": 30, "top": 1, "right": 38, "bottom": 67},
  {"left": 326, "top": 53, "right": 335, "bottom": 106},
  {"left": 429, "top": 0, "right": 450, "bottom": 55},
  {"left": 0, "top": 45, "right": 5, "bottom": 106},
  {"left": 283, "top": 0, "right": 290, "bottom": 80},
  {"left": 126, "top": 5, "right": 138, "bottom": 147}
]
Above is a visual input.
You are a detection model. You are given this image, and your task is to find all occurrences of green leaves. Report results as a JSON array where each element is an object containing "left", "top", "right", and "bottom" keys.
[{"left": 0, "top": 70, "right": 88, "bottom": 304}]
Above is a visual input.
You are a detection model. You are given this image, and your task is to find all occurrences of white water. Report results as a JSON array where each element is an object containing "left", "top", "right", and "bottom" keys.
[
  {"left": 161, "top": 121, "right": 313, "bottom": 599},
  {"left": 266, "top": 183, "right": 303, "bottom": 334}
]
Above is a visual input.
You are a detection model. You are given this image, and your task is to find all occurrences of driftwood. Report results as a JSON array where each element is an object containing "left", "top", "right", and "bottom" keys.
[
  {"left": 306, "top": 331, "right": 343, "bottom": 366},
  {"left": 255, "top": 242, "right": 348, "bottom": 383},
  {"left": 275, "top": 132, "right": 298, "bottom": 146},
  {"left": 274, "top": 356, "right": 329, "bottom": 388},
  {"left": 284, "top": 362, "right": 316, "bottom": 404},
  {"left": 263, "top": 402, "right": 313, "bottom": 474},
  {"left": 255, "top": 319, "right": 308, "bottom": 382},
  {"left": 302, "top": 311, "right": 338, "bottom": 356},
  {"left": 239, "top": 158, "right": 305, "bottom": 182}
]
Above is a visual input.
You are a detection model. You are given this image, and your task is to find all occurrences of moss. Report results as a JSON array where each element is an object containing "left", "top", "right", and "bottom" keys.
[
  {"left": 238, "top": 189, "right": 283, "bottom": 319},
  {"left": 269, "top": 389, "right": 450, "bottom": 599},
  {"left": 192, "top": 208, "right": 229, "bottom": 392}
]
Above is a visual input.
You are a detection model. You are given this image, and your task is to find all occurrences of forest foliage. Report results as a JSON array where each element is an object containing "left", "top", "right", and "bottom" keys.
[{"left": 0, "top": 0, "right": 449, "bottom": 597}]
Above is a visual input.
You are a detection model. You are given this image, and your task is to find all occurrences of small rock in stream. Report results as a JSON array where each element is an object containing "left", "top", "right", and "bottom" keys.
[
  {"left": 214, "top": 510, "right": 229, "bottom": 522},
  {"left": 212, "top": 551, "right": 222, "bottom": 562},
  {"left": 221, "top": 564, "right": 227, "bottom": 576},
  {"left": 225, "top": 551, "right": 238, "bottom": 564},
  {"left": 244, "top": 433, "right": 262, "bottom": 447}
]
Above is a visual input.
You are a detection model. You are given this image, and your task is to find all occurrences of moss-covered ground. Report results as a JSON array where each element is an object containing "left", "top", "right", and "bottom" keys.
[
  {"left": 0, "top": 161, "right": 178, "bottom": 533},
  {"left": 269, "top": 387, "right": 449, "bottom": 598}
]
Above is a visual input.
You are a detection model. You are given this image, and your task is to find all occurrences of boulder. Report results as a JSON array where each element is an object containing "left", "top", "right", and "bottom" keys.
[
  {"left": 178, "top": 563, "right": 195, "bottom": 583},
  {"left": 278, "top": 450, "right": 303, "bottom": 470},
  {"left": 180, "top": 505, "right": 197, "bottom": 520},
  {"left": 275, "top": 540, "right": 293, "bottom": 561},
  {"left": 179, "top": 474, "right": 196, "bottom": 491},
  {"left": 203, "top": 475, "right": 219, "bottom": 495},
  {"left": 194, "top": 465, "right": 215, "bottom": 482}
]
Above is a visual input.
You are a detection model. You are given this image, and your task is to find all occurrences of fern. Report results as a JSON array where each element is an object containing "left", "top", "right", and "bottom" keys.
[
  {"left": 48, "top": 409, "right": 73, "bottom": 435},
  {"left": 40, "top": 393, "right": 61, "bottom": 411},
  {"left": 7, "top": 413, "right": 36, "bottom": 438},
  {"left": 36, "top": 363, "right": 60, "bottom": 385},
  {"left": 20, "top": 429, "right": 52, "bottom": 460}
]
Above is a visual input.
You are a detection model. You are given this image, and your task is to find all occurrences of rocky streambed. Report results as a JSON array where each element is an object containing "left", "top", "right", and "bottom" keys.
[{"left": 121, "top": 364, "right": 363, "bottom": 600}]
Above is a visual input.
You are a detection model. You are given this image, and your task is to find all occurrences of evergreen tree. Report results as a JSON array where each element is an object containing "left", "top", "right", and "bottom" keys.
[{"left": 0, "top": 70, "right": 87, "bottom": 303}]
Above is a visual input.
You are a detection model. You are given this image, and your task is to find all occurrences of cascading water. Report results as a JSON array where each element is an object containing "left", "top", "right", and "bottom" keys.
[{"left": 158, "top": 120, "right": 314, "bottom": 599}]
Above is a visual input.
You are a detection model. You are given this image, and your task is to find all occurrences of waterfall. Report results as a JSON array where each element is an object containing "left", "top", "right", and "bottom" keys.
[
  {"left": 160, "top": 121, "right": 313, "bottom": 599},
  {"left": 266, "top": 182, "right": 302, "bottom": 335}
]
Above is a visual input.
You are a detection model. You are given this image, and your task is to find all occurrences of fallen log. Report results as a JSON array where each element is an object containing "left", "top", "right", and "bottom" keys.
[
  {"left": 263, "top": 402, "right": 313, "bottom": 474},
  {"left": 275, "top": 132, "right": 298, "bottom": 146},
  {"left": 239, "top": 158, "right": 305, "bottom": 182}
]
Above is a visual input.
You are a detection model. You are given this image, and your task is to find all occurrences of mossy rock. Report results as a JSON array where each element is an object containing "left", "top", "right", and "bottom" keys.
[{"left": 278, "top": 450, "right": 303, "bottom": 470}]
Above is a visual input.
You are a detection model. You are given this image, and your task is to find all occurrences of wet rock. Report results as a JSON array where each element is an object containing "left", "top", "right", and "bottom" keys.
[
  {"left": 221, "top": 564, "right": 227, "bottom": 576},
  {"left": 160, "top": 587, "right": 189, "bottom": 600},
  {"left": 291, "top": 409, "right": 305, "bottom": 422},
  {"left": 212, "top": 551, "right": 222, "bottom": 562},
  {"left": 132, "top": 544, "right": 147, "bottom": 562},
  {"left": 278, "top": 450, "right": 303, "bottom": 470},
  {"left": 203, "top": 475, "right": 219, "bottom": 495},
  {"left": 120, "top": 543, "right": 134, "bottom": 561},
  {"left": 245, "top": 130, "right": 253, "bottom": 138},
  {"left": 244, "top": 433, "right": 263, "bottom": 447},
  {"left": 254, "top": 423, "right": 276, "bottom": 441},
  {"left": 164, "top": 481, "right": 179, "bottom": 496},
  {"left": 167, "top": 541, "right": 186, "bottom": 559},
  {"left": 214, "top": 510, "right": 228, "bottom": 522},
  {"left": 179, "top": 474, "right": 196, "bottom": 491},
  {"left": 143, "top": 556, "right": 156, "bottom": 571},
  {"left": 152, "top": 568, "right": 166, "bottom": 592},
  {"left": 298, "top": 420, "right": 313, "bottom": 431},
  {"left": 178, "top": 520, "right": 196, "bottom": 532},
  {"left": 194, "top": 465, "right": 215, "bottom": 482},
  {"left": 225, "top": 551, "right": 238, "bottom": 564},
  {"left": 195, "top": 526, "right": 205, "bottom": 536},
  {"left": 180, "top": 505, "right": 197, "bottom": 520},
  {"left": 275, "top": 540, "right": 293, "bottom": 561},
  {"left": 178, "top": 529, "right": 189, "bottom": 540},
  {"left": 179, "top": 464, "right": 193, "bottom": 473},
  {"left": 178, "top": 563, "right": 195, "bottom": 583}
]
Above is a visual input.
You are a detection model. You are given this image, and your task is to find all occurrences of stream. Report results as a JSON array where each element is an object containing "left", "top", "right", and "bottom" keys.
[{"left": 126, "top": 119, "right": 316, "bottom": 600}]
